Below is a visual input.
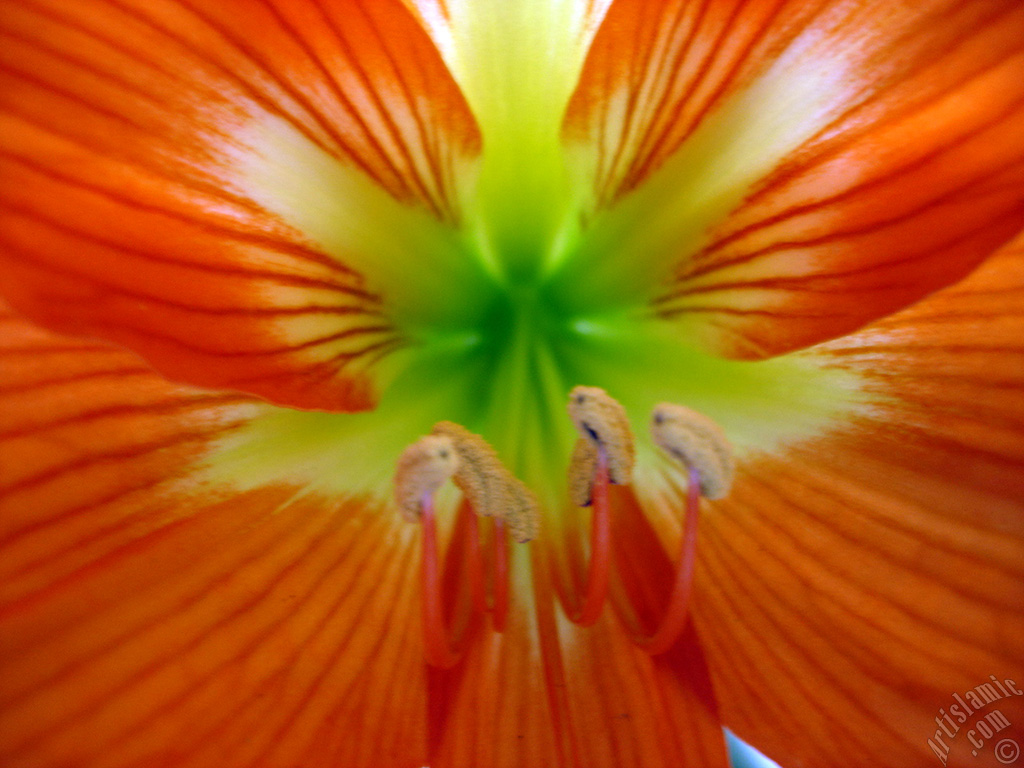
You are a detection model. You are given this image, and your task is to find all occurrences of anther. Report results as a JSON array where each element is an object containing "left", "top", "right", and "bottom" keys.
[
  {"left": 650, "top": 403, "right": 733, "bottom": 499},
  {"left": 431, "top": 422, "right": 504, "bottom": 516},
  {"left": 432, "top": 421, "right": 540, "bottom": 542},
  {"left": 393, "top": 435, "right": 458, "bottom": 522},
  {"left": 567, "top": 385, "right": 635, "bottom": 485},
  {"left": 505, "top": 478, "right": 541, "bottom": 544}
]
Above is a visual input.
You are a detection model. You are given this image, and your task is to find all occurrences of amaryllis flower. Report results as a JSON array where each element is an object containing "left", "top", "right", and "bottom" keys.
[{"left": 1, "top": 1, "right": 1023, "bottom": 767}]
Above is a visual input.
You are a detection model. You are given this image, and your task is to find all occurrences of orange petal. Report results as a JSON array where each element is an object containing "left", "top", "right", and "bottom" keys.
[
  {"left": 0, "top": 303, "right": 428, "bottom": 768},
  {"left": 564, "top": 0, "right": 1024, "bottom": 358},
  {"left": 694, "top": 235, "right": 1024, "bottom": 767},
  {"left": 0, "top": 0, "right": 480, "bottom": 411},
  {"left": 427, "top": 539, "right": 731, "bottom": 768}
]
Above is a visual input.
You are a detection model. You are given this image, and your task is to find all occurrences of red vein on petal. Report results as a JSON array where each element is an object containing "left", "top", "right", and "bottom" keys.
[
  {"left": 290, "top": 526, "right": 419, "bottom": 767},
  {"left": 623, "top": 0, "right": 797, "bottom": 194},
  {"left": 0, "top": 417, "right": 244, "bottom": 501},
  {"left": 594, "top": 0, "right": 701, "bottom": 207},
  {"left": 699, "top": 521, "right": 908, "bottom": 757},
  {"left": 295, "top": 0, "right": 444, "bottom": 220},
  {"left": 0, "top": 200, "right": 375, "bottom": 296},
  {"left": 695, "top": 4, "right": 1022, "bottom": 264},
  {"left": 655, "top": 203, "right": 1024, "bottom": 320},
  {"left": 672, "top": 167, "right": 1024, "bottom": 307},
  {"left": 0, "top": 391, "right": 245, "bottom": 441},
  {"left": 0, "top": 60, "right": 155, "bottom": 137},
  {"left": 0, "top": 366, "right": 153, "bottom": 396},
  {"left": 250, "top": 0, "right": 419, "bottom": 207},
  {"left": 683, "top": 69, "right": 1024, "bottom": 280},
  {"left": 531, "top": 544, "right": 582, "bottom": 768},
  {"left": 694, "top": 585, "right": 832, "bottom": 763},
  {"left": 98, "top": 506, "right": 388, "bottom": 763},
  {"left": 1, "top": 247, "right": 397, "bottom": 362},
  {"left": 0, "top": 149, "right": 358, "bottom": 278},
  {"left": 0, "top": 26, "right": 177, "bottom": 115},
  {"left": 593, "top": 0, "right": 667, "bottom": 208},
  {"left": 0, "top": 477, "right": 186, "bottom": 593},
  {"left": 2, "top": 500, "right": 333, "bottom": 757},
  {"left": 786, "top": 438, "right": 1024, "bottom": 576},
  {"left": 7, "top": 0, "right": 343, "bottom": 164},
  {"left": 344, "top": 0, "right": 457, "bottom": 220},
  {"left": 199, "top": 514, "right": 396, "bottom": 763},
  {"left": 131, "top": 0, "right": 408, "bottom": 195},
  {"left": 622, "top": 0, "right": 744, "bottom": 196},
  {"left": 732, "top": 468, "right": 1010, "bottom": 685}
]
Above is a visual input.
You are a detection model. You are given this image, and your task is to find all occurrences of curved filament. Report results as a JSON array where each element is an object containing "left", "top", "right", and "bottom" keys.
[
  {"left": 420, "top": 495, "right": 467, "bottom": 669},
  {"left": 421, "top": 499, "right": 512, "bottom": 667},
  {"left": 630, "top": 465, "right": 701, "bottom": 655},
  {"left": 566, "top": 450, "right": 613, "bottom": 627}
]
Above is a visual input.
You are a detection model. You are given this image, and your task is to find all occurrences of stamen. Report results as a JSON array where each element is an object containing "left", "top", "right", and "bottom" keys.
[
  {"left": 394, "top": 435, "right": 465, "bottom": 668},
  {"left": 650, "top": 403, "right": 734, "bottom": 499},
  {"left": 563, "top": 386, "right": 634, "bottom": 627},
  {"left": 567, "top": 385, "right": 635, "bottom": 485},
  {"left": 627, "top": 404, "right": 734, "bottom": 654},
  {"left": 397, "top": 429, "right": 527, "bottom": 668},
  {"left": 432, "top": 421, "right": 540, "bottom": 542},
  {"left": 394, "top": 435, "right": 458, "bottom": 522},
  {"left": 399, "top": 424, "right": 539, "bottom": 666}
]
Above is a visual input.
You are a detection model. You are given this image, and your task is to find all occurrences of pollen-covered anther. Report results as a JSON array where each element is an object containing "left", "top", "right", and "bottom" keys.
[
  {"left": 567, "top": 437, "right": 599, "bottom": 507},
  {"left": 505, "top": 478, "right": 541, "bottom": 544},
  {"left": 432, "top": 421, "right": 540, "bottom": 542},
  {"left": 394, "top": 435, "right": 459, "bottom": 522},
  {"left": 650, "top": 403, "right": 734, "bottom": 499},
  {"left": 567, "top": 385, "right": 635, "bottom": 485}
]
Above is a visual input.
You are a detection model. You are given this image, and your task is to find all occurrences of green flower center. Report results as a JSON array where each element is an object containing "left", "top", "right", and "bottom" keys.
[
  {"left": 213, "top": 19, "right": 871, "bottom": 511},
  {"left": 205, "top": 206, "right": 866, "bottom": 511}
]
